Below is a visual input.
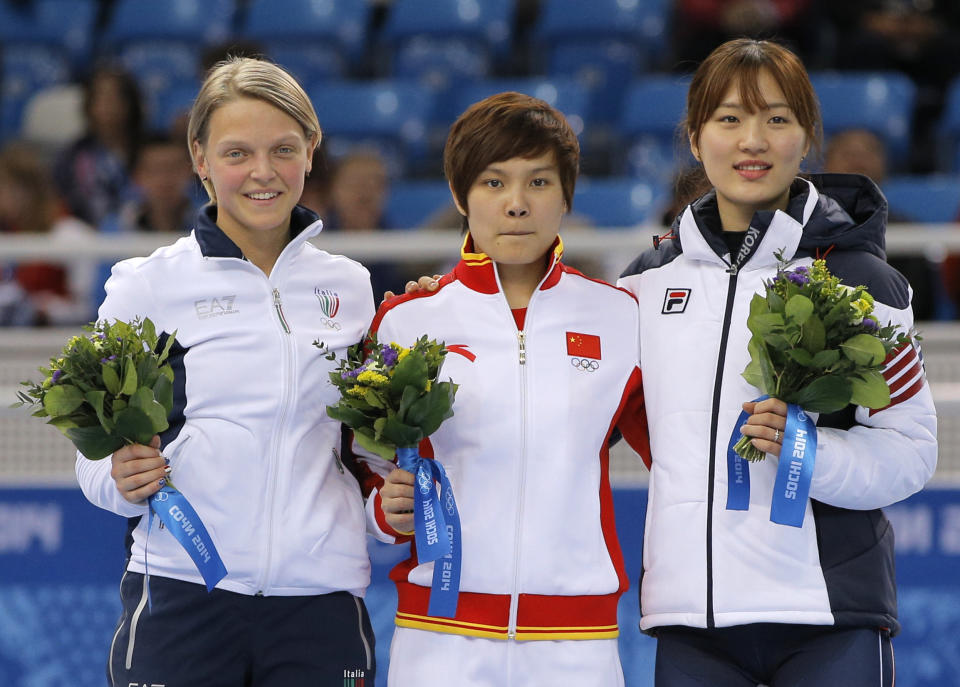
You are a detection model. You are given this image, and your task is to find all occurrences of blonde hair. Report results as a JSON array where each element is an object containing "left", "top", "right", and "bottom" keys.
[{"left": 187, "top": 56, "right": 321, "bottom": 202}]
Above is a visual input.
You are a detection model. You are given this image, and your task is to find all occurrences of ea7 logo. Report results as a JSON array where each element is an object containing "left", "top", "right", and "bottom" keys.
[
  {"left": 662, "top": 288, "right": 691, "bottom": 314},
  {"left": 195, "top": 296, "right": 238, "bottom": 319}
]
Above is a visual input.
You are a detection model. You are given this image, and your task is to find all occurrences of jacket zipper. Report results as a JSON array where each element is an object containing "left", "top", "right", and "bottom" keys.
[
  {"left": 257, "top": 286, "right": 296, "bottom": 593},
  {"left": 706, "top": 268, "right": 740, "bottom": 628}
]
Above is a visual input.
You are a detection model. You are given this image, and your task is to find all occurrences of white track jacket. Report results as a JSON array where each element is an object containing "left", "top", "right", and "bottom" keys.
[
  {"left": 76, "top": 205, "right": 376, "bottom": 597},
  {"left": 358, "top": 235, "right": 650, "bottom": 641}
]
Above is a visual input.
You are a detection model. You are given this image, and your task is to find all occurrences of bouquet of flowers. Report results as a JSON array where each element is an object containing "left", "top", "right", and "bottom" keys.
[
  {"left": 15, "top": 317, "right": 228, "bottom": 590},
  {"left": 732, "top": 254, "right": 909, "bottom": 463},
  {"left": 320, "top": 334, "right": 461, "bottom": 617},
  {"left": 14, "top": 317, "right": 176, "bottom": 460},
  {"left": 321, "top": 335, "right": 458, "bottom": 461}
]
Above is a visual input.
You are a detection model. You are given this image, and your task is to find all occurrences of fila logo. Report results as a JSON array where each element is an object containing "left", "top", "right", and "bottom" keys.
[
  {"left": 195, "top": 296, "right": 238, "bottom": 319},
  {"left": 662, "top": 288, "right": 691, "bottom": 314}
]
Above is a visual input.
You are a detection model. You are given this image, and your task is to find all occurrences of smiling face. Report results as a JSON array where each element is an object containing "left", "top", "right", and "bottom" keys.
[
  {"left": 455, "top": 151, "right": 566, "bottom": 280},
  {"left": 192, "top": 96, "right": 315, "bottom": 245},
  {"left": 691, "top": 68, "right": 810, "bottom": 231}
]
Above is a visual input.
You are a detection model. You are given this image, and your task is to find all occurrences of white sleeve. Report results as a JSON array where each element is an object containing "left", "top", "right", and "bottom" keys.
[
  {"left": 809, "top": 303, "right": 937, "bottom": 510},
  {"left": 74, "top": 258, "right": 156, "bottom": 517}
]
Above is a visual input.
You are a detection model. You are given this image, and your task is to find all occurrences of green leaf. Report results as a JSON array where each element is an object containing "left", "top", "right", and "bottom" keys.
[
  {"left": 84, "top": 389, "right": 113, "bottom": 432},
  {"left": 158, "top": 329, "right": 177, "bottom": 365},
  {"left": 120, "top": 356, "right": 138, "bottom": 396},
  {"left": 153, "top": 374, "right": 173, "bottom": 415},
  {"left": 800, "top": 314, "right": 826, "bottom": 354},
  {"left": 747, "top": 336, "right": 777, "bottom": 394},
  {"left": 380, "top": 414, "right": 424, "bottom": 448},
  {"left": 785, "top": 294, "right": 814, "bottom": 325},
  {"left": 749, "top": 293, "right": 769, "bottom": 318},
  {"left": 363, "top": 388, "right": 387, "bottom": 409},
  {"left": 389, "top": 352, "right": 429, "bottom": 393},
  {"left": 741, "top": 358, "right": 765, "bottom": 389},
  {"left": 850, "top": 370, "right": 892, "bottom": 409},
  {"left": 841, "top": 333, "right": 887, "bottom": 366},
  {"left": 373, "top": 416, "right": 387, "bottom": 440},
  {"left": 354, "top": 427, "right": 397, "bottom": 461},
  {"left": 326, "top": 403, "right": 376, "bottom": 429},
  {"left": 141, "top": 317, "right": 157, "bottom": 349},
  {"left": 67, "top": 425, "right": 126, "bottom": 460},
  {"left": 766, "top": 290, "right": 785, "bottom": 313},
  {"left": 113, "top": 406, "right": 156, "bottom": 445},
  {"left": 129, "top": 387, "right": 169, "bottom": 434},
  {"left": 42, "top": 384, "right": 85, "bottom": 417},
  {"left": 790, "top": 375, "right": 852, "bottom": 414},
  {"left": 811, "top": 349, "right": 841, "bottom": 369},
  {"left": 746, "top": 312, "right": 784, "bottom": 338},
  {"left": 786, "top": 348, "right": 814, "bottom": 366},
  {"left": 417, "top": 382, "right": 457, "bottom": 436},
  {"left": 397, "top": 385, "right": 420, "bottom": 423},
  {"left": 102, "top": 363, "right": 121, "bottom": 395}
]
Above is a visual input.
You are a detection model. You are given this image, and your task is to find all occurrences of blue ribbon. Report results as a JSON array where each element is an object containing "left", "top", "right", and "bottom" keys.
[
  {"left": 726, "top": 398, "right": 818, "bottom": 527},
  {"left": 397, "top": 446, "right": 461, "bottom": 618},
  {"left": 770, "top": 404, "right": 817, "bottom": 527},
  {"left": 147, "top": 483, "right": 227, "bottom": 591}
]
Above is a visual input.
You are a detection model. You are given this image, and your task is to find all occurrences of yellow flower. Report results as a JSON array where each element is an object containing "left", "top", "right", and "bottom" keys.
[
  {"left": 357, "top": 370, "right": 389, "bottom": 387},
  {"left": 425, "top": 380, "right": 432, "bottom": 391},
  {"left": 397, "top": 348, "right": 410, "bottom": 361},
  {"left": 347, "top": 385, "right": 366, "bottom": 397}
]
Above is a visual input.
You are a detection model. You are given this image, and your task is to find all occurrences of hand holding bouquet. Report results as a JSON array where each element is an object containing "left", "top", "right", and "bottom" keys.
[
  {"left": 14, "top": 317, "right": 176, "bottom": 459},
  {"left": 15, "top": 317, "right": 227, "bottom": 589},
  {"left": 320, "top": 334, "right": 461, "bottom": 616},
  {"left": 732, "top": 255, "right": 909, "bottom": 462}
]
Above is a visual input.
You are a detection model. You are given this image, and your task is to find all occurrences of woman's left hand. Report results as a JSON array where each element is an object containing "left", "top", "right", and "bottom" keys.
[{"left": 740, "top": 397, "right": 788, "bottom": 458}]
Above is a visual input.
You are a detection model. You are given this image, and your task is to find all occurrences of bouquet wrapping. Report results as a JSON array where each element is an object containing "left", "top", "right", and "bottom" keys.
[
  {"left": 14, "top": 318, "right": 226, "bottom": 590},
  {"left": 728, "top": 256, "right": 909, "bottom": 526},
  {"left": 322, "top": 335, "right": 461, "bottom": 617}
]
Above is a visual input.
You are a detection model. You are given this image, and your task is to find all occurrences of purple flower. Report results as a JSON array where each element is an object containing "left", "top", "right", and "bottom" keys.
[
  {"left": 862, "top": 317, "right": 878, "bottom": 331},
  {"left": 382, "top": 345, "right": 398, "bottom": 367},
  {"left": 786, "top": 270, "right": 810, "bottom": 286},
  {"left": 100, "top": 355, "right": 117, "bottom": 363},
  {"left": 341, "top": 368, "right": 362, "bottom": 380},
  {"left": 51, "top": 369, "right": 63, "bottom": 384}
]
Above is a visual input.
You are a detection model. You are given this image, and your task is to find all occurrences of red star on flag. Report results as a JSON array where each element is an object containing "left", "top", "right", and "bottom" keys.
[{"left": 566, "top": 332, "right": 601, "bottom": 359}]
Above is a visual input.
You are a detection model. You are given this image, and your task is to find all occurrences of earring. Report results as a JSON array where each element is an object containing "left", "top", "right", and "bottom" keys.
[{"left": 201, "top": 176, "right": 208, "bottom": 181}]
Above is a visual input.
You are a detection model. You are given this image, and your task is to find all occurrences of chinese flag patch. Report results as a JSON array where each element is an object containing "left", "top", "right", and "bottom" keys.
[{"left": 566, "top": 332, "right": 602, "bottom": 359}]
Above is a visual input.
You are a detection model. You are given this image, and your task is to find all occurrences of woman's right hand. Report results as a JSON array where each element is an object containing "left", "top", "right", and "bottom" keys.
[
  {"left": 110, "top": 435, "right": 169, "bottom": 504},
  {"left": 380, "top": 467, "right": 416, "bottom": 534}
]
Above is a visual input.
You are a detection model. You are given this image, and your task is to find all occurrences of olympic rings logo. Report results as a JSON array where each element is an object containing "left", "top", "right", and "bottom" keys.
[
  {"left": 570, "top": 357, "right": 599, "bottom": 371},
  {"left": 153, "top": 491, "right": 169, "bottom": 502},
  {"left": 320, "top": 317, "right": 342, "bottom": 331},
  {"left": 417, "top": 470, "right": 433, "bottom": 495}
]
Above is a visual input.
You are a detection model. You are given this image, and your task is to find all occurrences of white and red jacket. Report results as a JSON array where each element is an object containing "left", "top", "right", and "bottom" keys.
[{"left": 359, "top": 235, "right": 650, "bottom": 641}]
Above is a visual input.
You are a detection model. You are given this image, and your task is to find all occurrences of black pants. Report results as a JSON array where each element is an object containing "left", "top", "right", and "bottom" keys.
[
  {"left": 109, "top": 572, "right": 375, "bottom": 686},
  {"left": 655, "top": 623, "right": 893, "bottom": 687}
]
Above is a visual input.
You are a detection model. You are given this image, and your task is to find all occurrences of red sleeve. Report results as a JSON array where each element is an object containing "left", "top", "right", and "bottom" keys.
[{"left": 617, "top": 368, "right": 651, "bottom": 469}]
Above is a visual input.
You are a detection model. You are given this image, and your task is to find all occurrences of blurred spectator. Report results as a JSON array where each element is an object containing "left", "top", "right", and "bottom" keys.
[
  {"left": 827, "top": 0, "right": 960, "bottom": 172},
  {"left": 322, "top": 147, "right": 409, "bottom": 296},
  {"left": 299, "top": 146, "right": 332, "bottom": 217},
  {"left": 0, "top": 143, "right": 97, "bottom": 325},
  {"left": 101, "top": 133, "right": 197, "bottom": 235},
  {"left": 53, "top": 63, "right": 145, "bottom": 226},
  {"left": 823, "top": 128, "right": 943, "bottom": 320},
  {"left": 671, "top": 0, "right": 826, "bottom": 69}
]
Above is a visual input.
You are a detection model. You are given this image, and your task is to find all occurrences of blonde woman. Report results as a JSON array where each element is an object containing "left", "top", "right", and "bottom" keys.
[{"left": 76, "top": 57, "right": 377, "bottom": 685}]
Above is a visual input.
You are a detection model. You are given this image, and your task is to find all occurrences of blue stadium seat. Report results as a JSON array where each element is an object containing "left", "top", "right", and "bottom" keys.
[
  {"left": 0, "top": 45, "right": 70, "bottom": 141},
  {"left": 810, "top": 71, "right": 915, "bottom": 168},
  {"left": 618, "top": 75, "right": 692, "bottom": 183},
  {"left": 385, "top": 180, "right": 455, "bottom": 229},
  {"left": 380, "top": 0, "right": 513, "bottom": 88},
  {"left": 939, "top": 76, "right": 960, "bottom": 172},
  {"left": 309, "top": 80, "right": 436, "bottom": 174},
  {"left": 882, "top": 175, "right": 960, "bottom": 223},
  {"left": 104, "top": 0, "right": 236, "bottom": 123},
  {"left": 0, "top": 0, "right": 97, "bottom": 72},
  {"left": 241, "top": 0, "right": 371, "bottom": 82},
  {"left": 147, "top": 80, "right": 200, "bottom": 133},
  {"left": 572, "top": 177, "right": 667, "bottom": 228},
  {"left": 533, "top": 0, "right": 670, "bottom": 123}
]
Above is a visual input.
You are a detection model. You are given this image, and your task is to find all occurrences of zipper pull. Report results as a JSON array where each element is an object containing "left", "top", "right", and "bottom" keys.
[
  {"left": 273, "top": 288, "right": 291, "bottom": 333},
  {"left": 332, "top": 448, "right": 345, "bottom": 474},
  {"left": 518, "top": 331, "right": 526, "bottom": 365}
]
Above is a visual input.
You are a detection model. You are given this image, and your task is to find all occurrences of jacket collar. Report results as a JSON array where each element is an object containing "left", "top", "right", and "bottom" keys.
[
  {"left": 678, "top": 177, "right": 819, "bottom": 272},
  {"left": 453, "top": 232, "right": 565, "bottom": 294},
  {"left": 193, "top": 204, "right": 323, "bottom": 259}
]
